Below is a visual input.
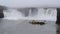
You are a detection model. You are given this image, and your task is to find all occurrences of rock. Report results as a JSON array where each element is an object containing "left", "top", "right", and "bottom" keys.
[
  {"left": 0, "top": 13, "right": 4, "bottom": 18},
  {"left": 29, "top": 20, "right": 45, "bottom": 25},
  {"left": 0, "top": 6, "right": 4, "bottom": 18},
  {"left": 56, "top": 8, "right": 60, "bottom": 24}
]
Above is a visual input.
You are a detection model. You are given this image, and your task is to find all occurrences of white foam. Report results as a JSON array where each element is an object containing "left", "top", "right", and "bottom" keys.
[
  {"left": 3, "top": 9, "right": 24, "bottom": 20},
  {"left": 3, "top": 8, "right": 57, "bottom": 21}
]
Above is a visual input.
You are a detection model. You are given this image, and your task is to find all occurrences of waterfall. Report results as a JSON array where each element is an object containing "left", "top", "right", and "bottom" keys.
[{"left": 3, "top": 8, "right": 57, "bottom": 21}]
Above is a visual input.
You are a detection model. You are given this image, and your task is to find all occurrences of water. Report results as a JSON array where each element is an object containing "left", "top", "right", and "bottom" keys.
[
  {"left": 0, "top": 19, "right": 57, "bottom": 34},
  {"left": 1, "top": 8, "right": 58, "bottom": 34}
]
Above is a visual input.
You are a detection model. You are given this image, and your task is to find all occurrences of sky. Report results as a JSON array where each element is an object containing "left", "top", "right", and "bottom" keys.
[{"left": 0, "top": 0, "right": 60, "bottom": 8}]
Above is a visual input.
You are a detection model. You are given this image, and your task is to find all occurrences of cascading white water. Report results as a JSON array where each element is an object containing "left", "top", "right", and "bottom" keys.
[
  {"left": 3, "top": 8, "right": 57, "bottom": 21},
  {"left": 3, "top": 9, "right": 24, "bottom": 20}
]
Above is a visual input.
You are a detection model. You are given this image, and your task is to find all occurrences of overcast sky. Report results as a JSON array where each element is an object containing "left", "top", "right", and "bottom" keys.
[{"left": 0, "top": 0, "right": 60, "bottom": 8}]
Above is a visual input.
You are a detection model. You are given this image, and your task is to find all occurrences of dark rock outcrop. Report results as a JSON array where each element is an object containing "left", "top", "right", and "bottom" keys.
[
  {"left": 56, "top": 8, "right": 60, "bottom": 24},
  {"left": 0, "top": 6, "right": 5, "bottom": 18}
]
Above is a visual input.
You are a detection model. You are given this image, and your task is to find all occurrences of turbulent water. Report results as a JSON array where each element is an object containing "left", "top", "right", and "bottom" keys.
[{"left": 3, "top": 8, "right": 57, "bottom": 21}]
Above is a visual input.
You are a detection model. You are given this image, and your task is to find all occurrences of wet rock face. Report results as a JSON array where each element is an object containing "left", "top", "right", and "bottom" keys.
[
  {"left": 0, "top": 13, "right": 4, "bottom": 18},
  {"left": 56, "top": 8, "right": 60, "bottom": 24},
  {"left": 0, "top": 6, "right": 4, "bottom": 18}
]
